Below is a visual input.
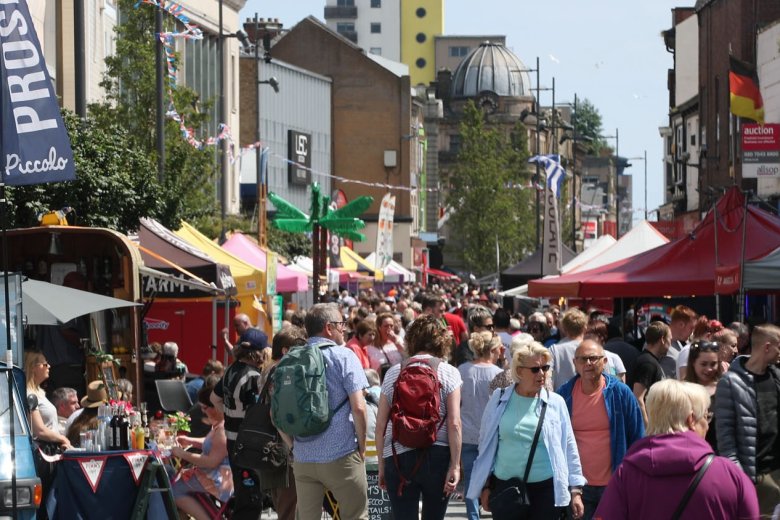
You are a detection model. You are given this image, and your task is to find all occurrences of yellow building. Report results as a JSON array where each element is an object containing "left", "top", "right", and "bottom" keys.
[{"left": 401, "top": 0, "right": 444, "bottom": 85}]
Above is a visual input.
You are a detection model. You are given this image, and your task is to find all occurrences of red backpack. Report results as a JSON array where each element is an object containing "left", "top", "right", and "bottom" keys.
[{"left": 390, "top": 357, "right": 445, "bottom": 449}]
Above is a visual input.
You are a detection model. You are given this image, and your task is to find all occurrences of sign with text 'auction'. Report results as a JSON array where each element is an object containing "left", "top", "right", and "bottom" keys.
[
  {"left": 1, "top": 0, "right": 75, "bottom": 185},
  {"left": 742, "top": 123, "right": 780, "bottom": 178}
]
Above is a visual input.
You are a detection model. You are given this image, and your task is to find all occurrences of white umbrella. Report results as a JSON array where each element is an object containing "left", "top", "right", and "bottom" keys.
[{"left": 22, "top": 279, "right": 140, "bottom": 325}]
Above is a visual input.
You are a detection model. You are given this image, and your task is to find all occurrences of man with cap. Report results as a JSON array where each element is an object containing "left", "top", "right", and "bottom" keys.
[{"left": 211, "top": 328, "right": 268, "bottom": 519}]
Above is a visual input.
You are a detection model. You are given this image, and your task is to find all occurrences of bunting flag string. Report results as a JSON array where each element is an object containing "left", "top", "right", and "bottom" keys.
[{"left": 136, "top": 0, "right": 203, "bottom": 39}]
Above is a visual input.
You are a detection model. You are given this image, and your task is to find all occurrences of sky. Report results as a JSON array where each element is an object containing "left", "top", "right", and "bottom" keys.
[{"left": 240, "top": 0, "right": 691, "bottom": 223}]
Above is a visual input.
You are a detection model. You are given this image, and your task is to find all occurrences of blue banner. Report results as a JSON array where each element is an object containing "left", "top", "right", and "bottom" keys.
[{"left": 1, "top": 0, "right": 75, "bottom": 185}]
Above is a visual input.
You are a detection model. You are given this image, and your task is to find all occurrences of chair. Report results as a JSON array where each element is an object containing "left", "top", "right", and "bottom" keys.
[{"left": 155, "top": 379, "right": 193, "bottom": 413}]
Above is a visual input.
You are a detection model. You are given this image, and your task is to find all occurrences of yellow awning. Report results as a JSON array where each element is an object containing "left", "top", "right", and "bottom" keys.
[{"left": 339, "top": 247, "right": 383, "bottom": 281}]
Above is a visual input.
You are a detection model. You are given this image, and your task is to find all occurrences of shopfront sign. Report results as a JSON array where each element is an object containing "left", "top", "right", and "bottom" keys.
[
  {"left": 288, "top": 130, "right": 311, "bottom": 185},
  {"left": 742, "top": 123, "right": 780, "bottom": 178}
]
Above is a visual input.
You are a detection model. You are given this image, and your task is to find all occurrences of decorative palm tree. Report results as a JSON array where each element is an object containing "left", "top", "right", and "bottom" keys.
[{"left": 269, "top": 182, "right": 373, "bottom": 301}]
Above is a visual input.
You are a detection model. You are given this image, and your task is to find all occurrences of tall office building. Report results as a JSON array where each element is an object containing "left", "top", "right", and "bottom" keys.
[{"left": 323, "top": 0, "right": 443, "bottom": 85}]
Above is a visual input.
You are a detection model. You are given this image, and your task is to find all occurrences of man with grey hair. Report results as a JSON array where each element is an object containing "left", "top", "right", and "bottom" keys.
[
  {"left": 716, "top": 323, "right": 780, "bottom": 516},
  {"left": 291, "top": 303, "right": 369, "bottom": 519},
  {"left": 52, "top": 387, "right": 79, "bottom": 434}
]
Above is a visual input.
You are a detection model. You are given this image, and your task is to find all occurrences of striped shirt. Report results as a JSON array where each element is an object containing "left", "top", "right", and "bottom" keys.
[
  {"left": 380, "top": 354, "right": 462, "bottom": 459},
  {"left": 214, "top": 360, "right": 261, "bottom": 441}
]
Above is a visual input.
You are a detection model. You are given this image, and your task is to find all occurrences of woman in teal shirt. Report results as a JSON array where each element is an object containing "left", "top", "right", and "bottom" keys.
[{"left": 467, "top": 342, "right": 586, "bottom": 519}]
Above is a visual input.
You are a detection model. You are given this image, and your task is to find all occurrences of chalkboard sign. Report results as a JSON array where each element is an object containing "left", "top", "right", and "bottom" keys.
[
  {"left": 101, "top": 363, "right": 119, "bottom": 401},
  {"left": 366, "top": 470, "right": 393, "bottom": 520}
]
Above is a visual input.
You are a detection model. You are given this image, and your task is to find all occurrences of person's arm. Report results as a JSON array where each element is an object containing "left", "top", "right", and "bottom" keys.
[
  {"left": 210, "top": 390, "right": 224, "bottom": 414},
  {"left": 632, "top": 383, "right": 649, "bottom": 428},
  {"left": 221, "top": 328, "right": 235, "bottom": 357},
  {"left": 559, "top": 400, "right": 586, "bottom": 518},
  {"left": 622, "top": 385, "right": 646, "bottom": 444},
  {"left": 374, "top": 393, "right": 391, "bottom": 489},
  {"left": 348, "top": 389, "right": 367, "bottom": 458},
  {"left": 30, "top": 409, "right": 71, "bottom": 448},
  {"left": 176, "top": 434, "right": 205, "bottom": 450},
  {"left": 444, "top": 386, "right": 462, "bottom": 495},
  {"left": 172, "top": 427, "right": 228, "bottom": 470},
  {"left": 714, "top": 376, "right": 741, "bottom": 468}
]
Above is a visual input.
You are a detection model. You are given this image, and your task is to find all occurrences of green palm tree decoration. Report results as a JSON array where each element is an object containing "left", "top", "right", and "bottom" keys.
[{"left": 269, "top": 182, "right": 373, "bottom": 300}]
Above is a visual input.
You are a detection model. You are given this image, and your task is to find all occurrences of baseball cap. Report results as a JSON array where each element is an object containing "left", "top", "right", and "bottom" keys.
[{"left": 241, "top": 328, "right": 269, "bottom": 350}]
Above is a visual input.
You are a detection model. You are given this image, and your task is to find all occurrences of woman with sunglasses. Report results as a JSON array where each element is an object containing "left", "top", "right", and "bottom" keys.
[
  {"left": 467, "top": 342, "right": 586, "bottom": 520},
  {"left": 684, "top": 341, "right": 723, "bottom": 451}
]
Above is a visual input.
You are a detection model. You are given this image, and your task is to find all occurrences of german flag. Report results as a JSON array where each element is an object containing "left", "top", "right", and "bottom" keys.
[{"left": 729, "top": 56, "right": 764, "bottom": 123}]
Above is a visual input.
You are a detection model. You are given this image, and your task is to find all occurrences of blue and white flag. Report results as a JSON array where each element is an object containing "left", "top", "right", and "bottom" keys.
[
  {"left": 529, "top": 154, "right": 566, "bottom": 198},
  {"left": 1, "top": 0, "right": 75, "bottom": 185}
]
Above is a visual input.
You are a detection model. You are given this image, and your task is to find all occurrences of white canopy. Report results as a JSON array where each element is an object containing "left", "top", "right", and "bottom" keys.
[
  {"left": 743, "top": 246, "right": 780, "bottom": 290},
  {"left": 364, "top": 253, "right": 416, "bottom": 283},
  {"left": 501, "top": 221, "right": 670, "bottom": 297}
]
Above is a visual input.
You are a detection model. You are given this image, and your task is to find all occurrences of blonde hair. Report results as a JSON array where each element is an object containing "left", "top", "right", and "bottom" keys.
[
  {"left": 560, "top": 308, "right": 588, "bottom": 337},
  {"left": 751, "top": 324, "right": 780, "bottom": 350},
  {"left": 24, "top": 351, "right": 46, "bottom": 392},
  {"left": 468, "top": 331, "right": 501, "bottom": 359},
  {"left": 509, "top": 333, "right": 534, "bottom": 358},
  {"left": 646, "top": 379, "right": 710, "bottom": 436},
  {"left": 510, "top": 342, "right": 552, "bottom": 383}
]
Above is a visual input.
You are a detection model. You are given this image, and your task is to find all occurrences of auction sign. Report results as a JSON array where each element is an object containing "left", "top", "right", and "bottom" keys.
[{"left": 742, "top": 123, "right": 780, "bottom": 178}]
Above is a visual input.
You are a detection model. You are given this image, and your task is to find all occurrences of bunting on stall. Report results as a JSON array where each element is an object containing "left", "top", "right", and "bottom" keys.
[
  {"left": 77, "top": 456, "right": 109, "bottom": 493},
  {"left": 123, "top": 452, "right": 151, "bottom": 485}
]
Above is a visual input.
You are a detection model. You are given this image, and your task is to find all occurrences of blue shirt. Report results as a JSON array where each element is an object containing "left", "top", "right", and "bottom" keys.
[
  {"left": 292, "top": 337, "right": 368, "bottom": 463},
  {"left": 494, "top": 393, "right": 553, "bottom": 482},
  {"left": 466, "top": 386, "right": 586, "bottom": 507}
]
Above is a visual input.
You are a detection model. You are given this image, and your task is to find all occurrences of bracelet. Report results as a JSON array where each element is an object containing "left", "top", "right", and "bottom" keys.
[{"left": 570, "top": 487, "right": 583, "bottom": 496}]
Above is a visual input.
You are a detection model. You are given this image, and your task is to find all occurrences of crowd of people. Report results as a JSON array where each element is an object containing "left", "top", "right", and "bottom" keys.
[{"left": 24, "top": 282, "right": 780, "bottom": 519}]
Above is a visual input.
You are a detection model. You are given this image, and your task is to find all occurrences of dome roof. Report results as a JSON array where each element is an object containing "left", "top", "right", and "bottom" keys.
[{"left": 450, "top": 41, "right": 532, "bottom": 99}]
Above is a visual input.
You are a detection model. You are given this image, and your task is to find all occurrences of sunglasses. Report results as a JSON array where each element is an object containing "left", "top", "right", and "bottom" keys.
[
  {"left": 691, "top": 341, "right": 719, "bottom": 352},
  {"left": 575, "top": 355, "right": 604, "bottom": 364},
  {"left": 520, "top": 365, "right": 551, "bottom": 374},
  {"left": 484, "top": 324, "right": 495, "bottom": 331}
]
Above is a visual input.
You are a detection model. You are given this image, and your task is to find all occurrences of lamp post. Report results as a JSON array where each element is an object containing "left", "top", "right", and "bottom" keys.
[
  {"left": 599, "top": 129, "right": 619, "bottom": 237},
  {"left": 626, "top": 151, "right": 647, "bottom": 222},
  {"left": 253, "top": 14, "right": 281, "bottom": 249}
]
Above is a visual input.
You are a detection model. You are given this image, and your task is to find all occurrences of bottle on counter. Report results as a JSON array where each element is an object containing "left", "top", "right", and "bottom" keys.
[
  {"left": 118, "top": 407, "right": 130, "bottom": 450},
  {"left": 109, "top": 405, "right": 120, "bottom": 450}
]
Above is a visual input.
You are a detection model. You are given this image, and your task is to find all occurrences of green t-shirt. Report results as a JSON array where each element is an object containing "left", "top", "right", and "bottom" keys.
[{"left": 493, "top": 392, "right": 553, "bottom": 483}]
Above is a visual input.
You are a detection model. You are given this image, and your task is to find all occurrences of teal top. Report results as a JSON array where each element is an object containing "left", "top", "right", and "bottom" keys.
[{"left": 493, "top": 392, "right": 553, "bottom": 483}]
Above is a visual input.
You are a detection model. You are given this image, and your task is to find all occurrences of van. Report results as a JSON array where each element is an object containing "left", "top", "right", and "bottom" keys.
[{"left": 0, "top": 364, "right": 42, "bottom": 520}]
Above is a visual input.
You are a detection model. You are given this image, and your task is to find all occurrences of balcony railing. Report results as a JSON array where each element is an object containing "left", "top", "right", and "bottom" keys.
[{"left": 324, "top": 6, "right": 357, "bottom": 19}]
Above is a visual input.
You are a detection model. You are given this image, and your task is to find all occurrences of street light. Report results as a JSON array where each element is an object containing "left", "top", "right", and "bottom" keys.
[
  {"left": 599, "top": 129, "right": 620, "bottom": 237},
  {"left": 559, "top": 94, "right": 593, "bottom": 248},
  {"left": 626, "top": 151, "right": 648, "bottom": 221}
]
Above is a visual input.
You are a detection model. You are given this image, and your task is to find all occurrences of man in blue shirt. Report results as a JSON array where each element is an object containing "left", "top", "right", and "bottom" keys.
[{"left": 288, "top": 303, "right": 369, "bottom": 520}]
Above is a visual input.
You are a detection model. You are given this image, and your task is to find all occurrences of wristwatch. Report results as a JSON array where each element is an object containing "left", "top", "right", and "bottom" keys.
[{"left": 570, "top": 486, "right": 583, "bottom": 496}]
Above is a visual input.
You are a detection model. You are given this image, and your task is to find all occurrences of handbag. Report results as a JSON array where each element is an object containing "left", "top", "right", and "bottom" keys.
[{"left": 488, "top": 397, "right": 548, "bottom": 520}]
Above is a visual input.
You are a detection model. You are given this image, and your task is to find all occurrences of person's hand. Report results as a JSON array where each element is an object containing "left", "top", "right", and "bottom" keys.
[
  {"left": 443, "top": 465, "right": 459, "bottom": 495},
  {"left": 480, "top": 488, "right": 491, "bottom": 512},
  {"left": 176, "top": 435, "right": 191, "bottom": 447},
  {"left": 571, "top": 492, "right": 584, "bottom": 519},
  {"left": 221, "top": 328, "right": 229, "bottom": 341},
  {"left": 60, "top": 438, "right": 73, "bottom": 451},
  {"left": 171, "top": 445, "right": 185, "bottom": 459},
  {"left": 377, "top": 464, "right": 386, "bottom": 490}
]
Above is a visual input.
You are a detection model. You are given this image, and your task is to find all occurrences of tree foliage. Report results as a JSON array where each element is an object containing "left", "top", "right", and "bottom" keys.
[
  {"left": 89, "top": 0, "right": 217, "bottom": 227},
  {"left": 8, "top": 110, "right": 161, "bottom": 232},
  {"left": 574, "top": 98, "right": 608, "bottom": 153},
  {"left": 445, "top": 102, "right": 535, "bottom": 276}
]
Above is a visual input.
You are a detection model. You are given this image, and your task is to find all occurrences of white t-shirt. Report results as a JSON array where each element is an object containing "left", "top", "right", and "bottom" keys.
[
  {"left": 367, "top": 343, "right": 403, "bottom": 372},
  {"left": 676, "top": 344, "right": 692, "bottom": 379},
  {"left": 605, "top": 351, "right": 626, "bottom": 377},
  {"left": 380, "top": 355, "right": 462, "bottom": 458},
  {"left": 30, "top": 388, "right": 60, "bottom": 434}
]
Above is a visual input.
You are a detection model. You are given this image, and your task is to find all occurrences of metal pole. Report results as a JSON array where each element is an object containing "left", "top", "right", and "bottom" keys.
[
  {"left": 615, "top": 128, "right": 620, "bottom": 238},
  {"left": 535, "top": 56, "right": 541, "bottom": 250},
  {"left": 644, "top": 149, "right": 648, "bottom": 221},
  {"left": 254, "top": 14, "right": 263, "bottom": 247},
  {"left": 218, "top": 0, "right": 227, "bottom": 243},
  {"left": 155, "top": 9, "right": 164, "bottom": 182},
  {"left": 74, "top": 0, "right": 85, "bottom": 117},
  {"left": 714, "top": 202, "right": 721, "bottom": 322},
  {"left": 738, "top": 192, "right": 749, "bottom": 322},
  {"left": 571, "top": 94, "right": 578, "bottom": 248}
]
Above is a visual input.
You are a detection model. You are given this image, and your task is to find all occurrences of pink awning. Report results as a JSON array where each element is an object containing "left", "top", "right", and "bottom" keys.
[{"left": 222, "top": 233, "right": 308, "bottom": 293}]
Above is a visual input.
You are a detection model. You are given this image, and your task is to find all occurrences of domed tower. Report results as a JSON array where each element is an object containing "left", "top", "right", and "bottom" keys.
[{"left": 448, "top": 41, "right": 534, "bottom": 117}]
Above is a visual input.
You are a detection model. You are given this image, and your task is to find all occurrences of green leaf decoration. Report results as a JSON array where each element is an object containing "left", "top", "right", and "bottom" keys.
[
  {"left": 271, "top": 219, "right": 312, "bottom": 233},
  {"left": 329, "top": 196, "right": 374, "bottom": 220},
  {"left": 269, "top": 192, "right": 309, "bottom": 221}
]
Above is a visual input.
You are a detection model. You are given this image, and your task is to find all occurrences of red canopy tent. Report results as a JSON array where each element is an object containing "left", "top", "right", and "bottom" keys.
[{"left": 528, "top": 188, "right": 780, "bottom": 298}]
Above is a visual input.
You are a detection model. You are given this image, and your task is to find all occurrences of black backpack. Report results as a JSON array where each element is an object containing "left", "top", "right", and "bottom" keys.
[{"left": 233, "top": 373, "right": 289, "bottom": 481}]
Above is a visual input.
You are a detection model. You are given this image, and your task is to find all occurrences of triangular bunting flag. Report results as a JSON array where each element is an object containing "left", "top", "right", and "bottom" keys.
[
  {"left": 77, "top": 456, "right": 108, "bottom": 493},
  {"left": 123, "top": 451, "right": 151, "bottom": 485}
]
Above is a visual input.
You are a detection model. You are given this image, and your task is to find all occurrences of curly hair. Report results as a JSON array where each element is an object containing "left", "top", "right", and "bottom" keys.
[
  {"left": 468, "top": 331, "right": 501, "bottom": 359},
  {"left": 405, "top": 314, "right": 451, "bottom": 358}
]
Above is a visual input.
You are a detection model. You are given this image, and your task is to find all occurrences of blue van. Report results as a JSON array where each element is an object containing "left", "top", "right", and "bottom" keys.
[{"left": 0, "top": 364, "right": 41, "bottom": 519}]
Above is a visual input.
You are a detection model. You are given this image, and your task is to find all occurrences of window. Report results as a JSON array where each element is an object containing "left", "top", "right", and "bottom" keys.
[
  {"left": 369, "top": 47, "right": 382, "bottom": 56},
  {"left": 449, "top": 46, "right": 469, "bottom": 57},
  {"left": 449, "top": 134, "right": 461, "bottom": 154},
  {"left": 336, "top": 22, "right": 355, "bottom": 33},
  {"left": 416, "top": 32, "right": 426, "bottom": 43},
  {"left": 370, "top": 23, "right": 381, "bottom": 34},
  {"left": 415, "top": 57, "right": 426, "bottom": 68},
  {"left": 371, "top": 0, "right": 381, "bottom": 6},
  {"left": 337, "top": 0, "right": 354, "bottom": 6}
]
